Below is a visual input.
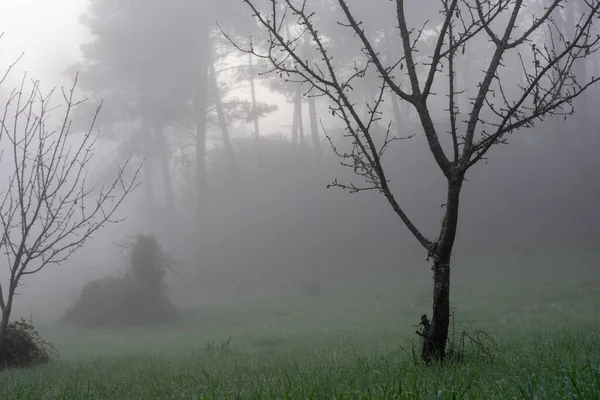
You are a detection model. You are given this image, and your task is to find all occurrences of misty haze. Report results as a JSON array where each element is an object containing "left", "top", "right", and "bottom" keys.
[{"left": 0, "top": 0, "right": 599, "bottom": 398}]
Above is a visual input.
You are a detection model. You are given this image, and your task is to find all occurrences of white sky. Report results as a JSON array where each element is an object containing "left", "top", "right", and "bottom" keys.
[{"left": 0, "top": 0, "right": 88, "bottom": 86}]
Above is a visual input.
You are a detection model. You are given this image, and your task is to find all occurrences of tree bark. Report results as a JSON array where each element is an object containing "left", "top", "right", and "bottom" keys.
[
  {"left": 421, "top": 178, "right": 462, "bottom": 363},
  {"left": 0, "top": 294, "right": 13, "bottom": 359},
  {"left": 0, "top": 313, "right": 8, "bottom": 358}
]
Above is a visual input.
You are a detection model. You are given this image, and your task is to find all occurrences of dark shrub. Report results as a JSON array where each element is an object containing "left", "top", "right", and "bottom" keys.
[
  {"left": 129, "top": 234, "right": 172, "bottom": 307},
  {"left": 64, "top": 234, "right": 177, "bottom": 328},
  {"left": 0, "top": 319, "right": 55, "bottom": 369}
]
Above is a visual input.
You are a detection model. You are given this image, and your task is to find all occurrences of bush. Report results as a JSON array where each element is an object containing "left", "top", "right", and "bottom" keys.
[
  {"left": 0, "top": 319, "right": 55, "bottom": 369},
  {"left": 64, "top": 234, "right": 178, "bottom": 328}
]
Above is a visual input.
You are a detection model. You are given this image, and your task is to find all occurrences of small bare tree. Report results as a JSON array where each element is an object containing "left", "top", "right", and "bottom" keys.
[
  {"left": 228, "top": 0, "right": 600, "bottom": 362},
  {"left": 0, "top": 53, "right": 140, "bottom": 354}
]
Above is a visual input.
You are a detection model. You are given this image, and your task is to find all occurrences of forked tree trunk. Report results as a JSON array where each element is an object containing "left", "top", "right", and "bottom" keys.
[{"left": 421, "top": 179, "right": 462, "bottom": 362}]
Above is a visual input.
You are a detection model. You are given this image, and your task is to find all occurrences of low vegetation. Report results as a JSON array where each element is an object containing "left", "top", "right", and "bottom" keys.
[
  {"left": 0, "top": 319, "right": 55, "bottom": 370},
  {"left": 0, "top": 322, "right": 598, "bottom": 398},
  {"left": 63, "top": 235, "right": 178, "bottom": 328}
]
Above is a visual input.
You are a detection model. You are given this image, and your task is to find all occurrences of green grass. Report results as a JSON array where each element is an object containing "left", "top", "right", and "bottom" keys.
[
  {"left": 1, "top": 252, "right": 600, "bottom": 399},
  {"left": 2, "top": 325, "right": 600, "bottom": 399}
]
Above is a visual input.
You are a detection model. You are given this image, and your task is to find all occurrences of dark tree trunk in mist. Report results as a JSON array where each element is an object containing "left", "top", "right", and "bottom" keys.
[
  {"left": 248, "top": 54, "right": 263, "bottom": 164},
  {"left": 209, "top": 56, "right": 238, "bottom": 177},
  {"left": 421, "top": 180, "right": 462, "bottom": 362},
  {"left": 154, "top": 121, "right": 176, "bottom": 212},
  {"left": 308, "top": 96, "right": 322, "bottom": 161},
  {"left": 0, "top": 300, "right": 12, "bottom": 357}
]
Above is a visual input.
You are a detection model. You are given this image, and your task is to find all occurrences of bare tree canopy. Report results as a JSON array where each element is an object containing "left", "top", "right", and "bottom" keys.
[
  {"left": 227, "top": 0, "right": 600, "bottom": 362},
  {"left": 0, "top": 50, "right": 140, "bottom": 355}
]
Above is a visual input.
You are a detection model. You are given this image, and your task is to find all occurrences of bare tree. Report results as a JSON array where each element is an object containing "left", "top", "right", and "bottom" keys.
[
  {"left": 227, "top": 0, "right": 600, "bottom": 362},
  {"left": 0, "top": 63, "right": 140, "bottom": 355}
]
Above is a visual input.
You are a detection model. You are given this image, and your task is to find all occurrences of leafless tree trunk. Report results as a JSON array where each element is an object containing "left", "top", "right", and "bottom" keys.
[
  {"left": 0, "top": 75, "right": 139, "bottom": 354},
  {"left": 0, "top": 310, "right": 9, "bottom": 349},
  {"left": 227, "top": 0, "right": 600, "bottom": 362}
]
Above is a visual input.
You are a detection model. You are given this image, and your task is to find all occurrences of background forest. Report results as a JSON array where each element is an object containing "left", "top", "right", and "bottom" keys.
[{"left": 60, "top": 0, "right": 597, "bottom": 279}]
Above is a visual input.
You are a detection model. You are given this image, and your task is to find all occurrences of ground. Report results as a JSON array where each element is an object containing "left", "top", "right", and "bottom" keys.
[{"left": 0, "top": 249, "right": 599, "bottom": 399}]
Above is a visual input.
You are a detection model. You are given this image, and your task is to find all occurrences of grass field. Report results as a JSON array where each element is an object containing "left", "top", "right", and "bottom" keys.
[{"left": 1, "top": 251, "right": 599, "bottom": 399}]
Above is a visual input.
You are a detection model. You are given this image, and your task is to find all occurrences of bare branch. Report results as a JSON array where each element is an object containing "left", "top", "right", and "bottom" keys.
[
  {"left": 445, "top": 2, "right": 460, "bottom": 163},
  {"left": 466, "top": 0, "right": 600, "bottom": 167},
  {"left": 422, "top": 0, "right": 460, "bottom": 99},
  {"left": 336, "top": 0, "right": 414, "bottom": 103},
  {"left": 231, "top": 0, "right": 600, "bottom": 256},
  {"left": 463, "top": 0, "right": 525, "bottom": 159},
  {"left": 0, "top": 61, "right": 140, "bottom": 315}
]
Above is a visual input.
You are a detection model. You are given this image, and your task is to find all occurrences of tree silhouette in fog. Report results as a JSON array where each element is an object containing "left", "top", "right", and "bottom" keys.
[
  {"left": 0, "top": 44, "right": 139, "bottom": 360},
  {"left": 230, "top": 0, "right": 600, "bottom": 362}
]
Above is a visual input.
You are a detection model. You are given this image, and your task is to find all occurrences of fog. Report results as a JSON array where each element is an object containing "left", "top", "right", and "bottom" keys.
[{"left": 0, "top": 0, "right": 598, "bottom": 345}]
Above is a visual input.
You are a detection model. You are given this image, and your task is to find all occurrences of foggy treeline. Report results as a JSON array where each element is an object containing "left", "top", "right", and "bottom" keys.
[{"left": 1, "top": 0, "right": 599, "bottom": 312}]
